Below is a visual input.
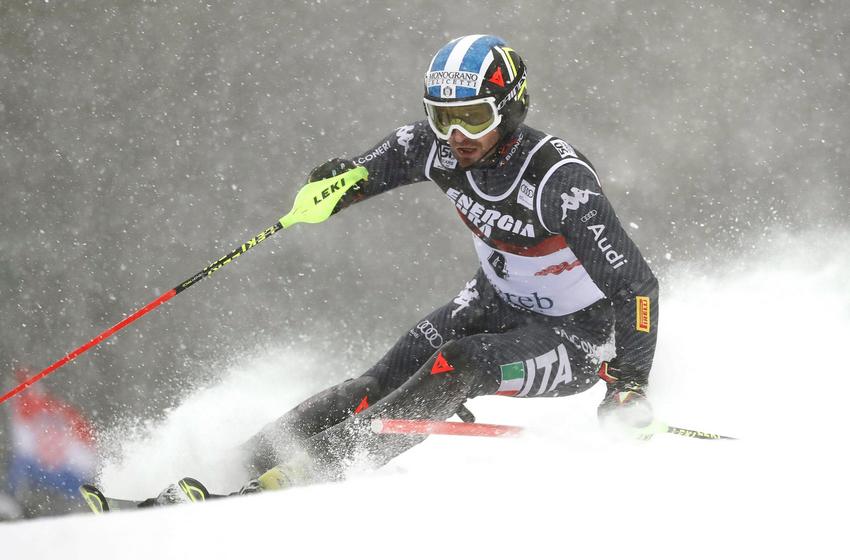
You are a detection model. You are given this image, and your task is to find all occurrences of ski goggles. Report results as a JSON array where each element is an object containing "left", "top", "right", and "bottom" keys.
[{"left": 423, "top": 97, "right": 502, "bottom": 141}]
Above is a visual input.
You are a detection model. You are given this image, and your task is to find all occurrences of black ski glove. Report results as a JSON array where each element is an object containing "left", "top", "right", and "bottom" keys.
[
  {"left": 307, "top": 158, "right": 367, "bottom": 215},
  {"left": 597, "top": 362, "right": 654, "bottom": 439}
]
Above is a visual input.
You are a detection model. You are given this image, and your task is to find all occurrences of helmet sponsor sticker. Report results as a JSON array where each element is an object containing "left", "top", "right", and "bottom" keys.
[
  {"left": 496, "top": 70, "right": 527, "bottom": 110},
  {"left": 426, "top": 71, "right": 481, "bottom": 89},
  {"left": 487, "top": 66, "right": 505, "bottom": 87},
  {"left": 636, "top": 296, "right": 651, "bottom": 333}
]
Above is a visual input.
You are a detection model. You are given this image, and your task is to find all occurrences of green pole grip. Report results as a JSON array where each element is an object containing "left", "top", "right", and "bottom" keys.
[{"left": 279, "top": 166, "right": 369, "bottom": 229}]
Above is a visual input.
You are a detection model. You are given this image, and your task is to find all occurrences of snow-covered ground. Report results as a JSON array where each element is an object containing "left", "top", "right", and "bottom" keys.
[{"left": 3, "top": 229, "right": 848, "bottom": 559}]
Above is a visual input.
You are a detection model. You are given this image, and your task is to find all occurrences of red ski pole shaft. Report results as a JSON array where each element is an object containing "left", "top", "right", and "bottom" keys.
[
  {"left": 372, "top": 419, "right": 735, "bottom": 440},
  {"left": 371, "top": 418, "right": 524, "bottom": 438}
]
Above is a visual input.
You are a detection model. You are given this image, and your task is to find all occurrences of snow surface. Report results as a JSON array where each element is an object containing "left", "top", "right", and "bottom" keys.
[{"left": 3, "top": 230, "right": 848, "bottom": 559}]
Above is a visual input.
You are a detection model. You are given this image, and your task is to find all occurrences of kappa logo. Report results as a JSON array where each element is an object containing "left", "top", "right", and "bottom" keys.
[
  {"left": 560, "top": 187, "right": 601, "bottom": 220},
  {"left": 496, "top": 343, "right": 573, "bottom": 396},
  {"left": 452, "top": 279, "right": 479, "bottom": 318},
  {"left": 396, "top": 125, "right": 414, "bottom": 155},
  {"left": 550, "top": 139, "right": 576, "bottom": 159}
]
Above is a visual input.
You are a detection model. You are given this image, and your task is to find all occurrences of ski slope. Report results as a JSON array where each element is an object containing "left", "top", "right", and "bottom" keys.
[{"left": 3, "top": 229, "right": 848, "bottom": 559}]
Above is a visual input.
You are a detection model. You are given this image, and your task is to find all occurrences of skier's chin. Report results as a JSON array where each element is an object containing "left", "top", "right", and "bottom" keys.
[
  {"left": 449, "top": 128, "right": 501, "bottom": 169},
  {"left": 451, "top": 145, "right": 485, "bottom": 168}
]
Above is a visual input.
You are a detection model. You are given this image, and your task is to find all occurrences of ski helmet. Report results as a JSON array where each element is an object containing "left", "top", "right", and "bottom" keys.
[{"left": 423, "top": 35, "right": 529, "bottom": 141}]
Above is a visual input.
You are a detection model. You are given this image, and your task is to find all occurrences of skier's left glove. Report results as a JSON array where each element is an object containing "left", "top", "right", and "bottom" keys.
[
  {"left": 597, "top": 362, "right": 655, "bottom": 439},
  {"left": 306, "top": 157, "right": 368, "bottom": 215}
]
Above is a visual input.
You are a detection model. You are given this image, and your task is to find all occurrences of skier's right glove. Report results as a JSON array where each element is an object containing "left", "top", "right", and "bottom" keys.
[
  {"left": 306, "top": 157, "right": 368, "bottom": 215},
  {"left": 596, "top": 362, "right": 655, "bottom": 439}
]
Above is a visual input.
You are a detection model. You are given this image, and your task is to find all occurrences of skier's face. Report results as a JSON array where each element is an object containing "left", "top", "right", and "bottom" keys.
[{"left": 448, "top": 128, "right": 501, "bottom": 168}]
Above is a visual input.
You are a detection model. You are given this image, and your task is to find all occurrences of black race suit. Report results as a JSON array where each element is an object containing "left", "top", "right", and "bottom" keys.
[{"left": 246, "top": 121, "right": 659, "bottom": 480}]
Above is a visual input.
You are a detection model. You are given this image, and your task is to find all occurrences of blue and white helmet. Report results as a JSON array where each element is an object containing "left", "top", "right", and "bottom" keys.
[{"left": 423, "top": 34, "right": 529, "bottom": 139}]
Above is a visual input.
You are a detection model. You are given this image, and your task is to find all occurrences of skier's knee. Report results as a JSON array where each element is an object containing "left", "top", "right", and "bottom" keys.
[
  {"left": 429, "top": 337, "right": 500, "bottom": 397},
  {"left": 336, "top": 375, "right": 383, "bottom": 412},
  {"left": 431, "top": 338, "right": 479, "bottom": 375}
]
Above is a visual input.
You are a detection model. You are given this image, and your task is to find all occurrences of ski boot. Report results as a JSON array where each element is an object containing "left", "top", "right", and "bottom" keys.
[
  {"left": 239, "top": 456, "right": 313, "bottom": 495},
  {"left": 137, "top": 483, "right": 191, "bottom": 508}
]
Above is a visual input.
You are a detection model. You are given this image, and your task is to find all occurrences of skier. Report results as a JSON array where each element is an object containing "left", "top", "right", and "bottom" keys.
[
  {"left": 152, "top": 34, "right": 660, "bottom": 502},
  {"left": 233, "top": 34, "right": 660, "bottom": 494}
]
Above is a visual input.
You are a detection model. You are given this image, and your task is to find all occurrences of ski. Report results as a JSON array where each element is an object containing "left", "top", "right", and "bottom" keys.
[
  {"left": 177, "top": 477, "right": 227, "bottom": 502},
  {"left": 79, "top": 484, "right": 144, "bottom": 513},
  {"left": 79, "top": 477, "right": 224, "bottom": 513}
]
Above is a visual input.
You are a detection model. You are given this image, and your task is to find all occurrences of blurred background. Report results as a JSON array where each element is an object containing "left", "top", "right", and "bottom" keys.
[{"left": 0, "top": 0, "right": 846, "bottom": 517}]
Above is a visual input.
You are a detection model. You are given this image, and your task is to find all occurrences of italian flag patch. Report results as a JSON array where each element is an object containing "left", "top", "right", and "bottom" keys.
[{"left": 497, "top": 361, "right": 525, "bottom": 396}]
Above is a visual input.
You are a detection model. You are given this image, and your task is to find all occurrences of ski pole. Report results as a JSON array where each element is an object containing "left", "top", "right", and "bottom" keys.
[
  {"left": 654, "top": 422, "right": 736, "bottom": 440},
  {"left": 0, "top": 167, "right": 369, "bottom": 406},
  {"left": 371, "top": 418, "right": 735, "bottom": 440},
  {"left": 371, "top": 418, "right": 524, "bottom": 438}
]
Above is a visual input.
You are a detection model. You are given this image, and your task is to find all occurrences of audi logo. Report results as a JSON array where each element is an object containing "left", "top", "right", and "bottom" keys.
[
  {"left": 580, "top": 209, "right": 597, "bottom": 223},
  {"left": 414, "top": 321, "right": 444, "bottom": 349}
]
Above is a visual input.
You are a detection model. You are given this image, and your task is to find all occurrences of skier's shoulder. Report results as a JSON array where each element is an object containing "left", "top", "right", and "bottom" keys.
[
  {"left": 519, "top": 124, "right": 598, "bottom": 180},
  {"left": 354, "top": 120, "right": 434, "bottom": 167},
  {"left": 392, "top": 120, "right": 435, "bottom": 150},
  {"left": 395, "top": 120, "right": 435, "bottom": 157},
  {"left": 523, "top": 126, "right": 611, "bottom": 233},
  {"left": 523, "top": 127, "right": 602, "bottom": 198}
]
